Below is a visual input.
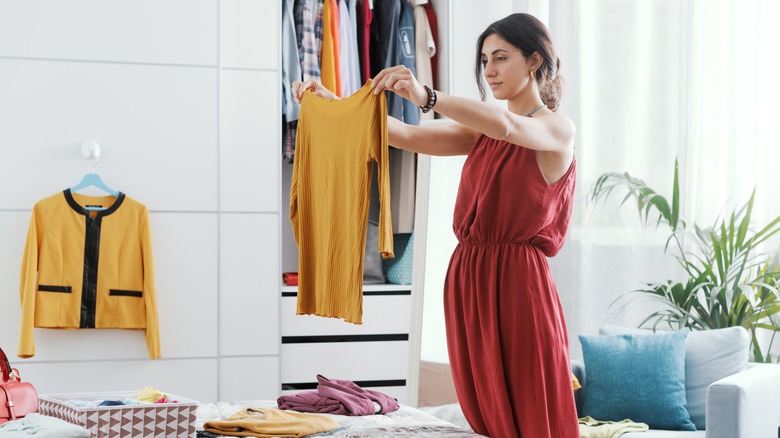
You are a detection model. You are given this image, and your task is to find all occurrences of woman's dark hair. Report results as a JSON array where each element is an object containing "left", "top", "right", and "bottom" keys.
[{"left": 475, "top": 13, "right": 562, "bottom": 111}]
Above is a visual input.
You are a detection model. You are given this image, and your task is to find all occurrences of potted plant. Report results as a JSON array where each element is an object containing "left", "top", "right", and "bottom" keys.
[{"left": 588, "top": 160, "right": 780, "bottom": 362}]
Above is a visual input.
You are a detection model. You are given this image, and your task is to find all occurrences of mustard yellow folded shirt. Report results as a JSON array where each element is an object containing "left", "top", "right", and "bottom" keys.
[
  {"left": 204, "top": 407, "right": 339, "bottom": 437},
  {"left": 290, "top": 81, "right": 394, "bottom": 325}
]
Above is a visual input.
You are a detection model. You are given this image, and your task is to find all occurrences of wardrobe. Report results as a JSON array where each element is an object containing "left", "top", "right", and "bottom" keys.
[
  {"left": 0, "top": 0, "right": 519, "bottom": 405},
  {"left": 279, "top": 0, "right": 451, "bottom": 405}
]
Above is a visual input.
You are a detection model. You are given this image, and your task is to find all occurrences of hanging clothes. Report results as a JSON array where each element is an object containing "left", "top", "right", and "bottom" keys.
[
  {"left": 370, "top": 0, "right": 402, "bottom": 121},
  {"left": 301, "top": 0, "right": 323, "bottom": 81},
  {"left": 356, "top": 0, "right": 373, "bottom": 83},
  {"left": 347, "top": 0, "right": 361, "bottom": 87},
  {"left": 338, "top": 0, "right": 360, "bottom": 95},
  {"left": 290, "top": 81, "right": 394, "bottom": 324},
  {"left": 320, "top": 0, "right": 343, "bottom": 97},
  {"left": 18, "top": 190, "right": 160, "bottom": 359},
  {"left": 282, "top": 0, "right": 302, "bottom": 123},
  {"left": 389, "top": 147, "right": 416, "bottom": 233},
  {"left": 414, "top": 2, "right": 436, "bottom": 121},
  {"left": 282, "top": 0, "right": 303, "bottom": 162},
  {"left": 422, "top": 1, "right": 439, "bottom": 89},
  {"left": 397, "top": 0, "right": 419, "bottom": 126}
]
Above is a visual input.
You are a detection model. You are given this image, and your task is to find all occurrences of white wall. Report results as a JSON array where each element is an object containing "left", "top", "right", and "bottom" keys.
[{"left": 0, "top": 0, "right": 281, "bottom": 403}]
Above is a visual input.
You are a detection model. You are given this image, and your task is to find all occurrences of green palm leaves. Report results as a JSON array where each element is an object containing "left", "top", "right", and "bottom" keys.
[{"left": 589, "top": 160, "right": 780, "bottom": 362}]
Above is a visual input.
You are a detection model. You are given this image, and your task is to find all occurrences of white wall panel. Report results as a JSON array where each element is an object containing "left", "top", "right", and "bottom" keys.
[
  {"left": 221, "top": 0, "right": 279, "bottom": 70},
  {"left": 0, "top": 212, "right": 39, "bottom": 352},
  {"left": 21, "top": 358, "right": 218, "bottom": 403},
  {"left": 219, "top": 356, "right": 279, "bottom": 402},
  {"left": 0, "top": 0, "right": 218, "bottom": 66},
  {"left": 0, "top": 59, "right": 218, "bottom": 211},
  {"left": 153, "top": 213, "right": 219, "bottom": 358},
  {"left": 220, "top": 70, "right": 280, "bottom": 212},
  {"left": 219, "top": 213, "right": 280, "bottom": 356}
]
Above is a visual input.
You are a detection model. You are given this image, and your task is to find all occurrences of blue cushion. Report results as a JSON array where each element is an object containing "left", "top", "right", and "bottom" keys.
[
  {"left": 599, "top": 325, "right": 750, "bottom": 429},
  {"left": 579, "top": 330, "right": 696, "bottom": 431}
]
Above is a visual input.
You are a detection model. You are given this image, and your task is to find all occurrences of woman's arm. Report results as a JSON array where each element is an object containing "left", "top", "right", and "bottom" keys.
[
  {"left": 372, "top": 66, "right": 575, "bottom": 153},
  {"left": 430, "top": 92, "right": 575, "bottom": 153},
  {"left": 388, "top": 117, "right": 481, "bottom": 156}
]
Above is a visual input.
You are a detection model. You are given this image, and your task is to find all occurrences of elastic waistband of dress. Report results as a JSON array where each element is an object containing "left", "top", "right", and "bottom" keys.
[{"left": 457, "top": 240, "right": 535, "bottom": 246}]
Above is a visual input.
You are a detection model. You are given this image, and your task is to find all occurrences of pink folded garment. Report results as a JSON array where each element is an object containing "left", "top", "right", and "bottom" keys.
[
  {"left": 316, "top": 375, "right": 400, "bottom": 415},
  {"left": 277, "top": 391, "right": 348, "bottom": 415}
]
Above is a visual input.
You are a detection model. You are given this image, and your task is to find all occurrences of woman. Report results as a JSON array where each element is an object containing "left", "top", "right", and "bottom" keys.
[{"left": 293, "top": 13, "right": 578, "bottom": 438}]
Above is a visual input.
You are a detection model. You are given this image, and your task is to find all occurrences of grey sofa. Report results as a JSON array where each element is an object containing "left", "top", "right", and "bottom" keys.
[{"left": 572, "top": 359, "right": 780, "bottom": 438}]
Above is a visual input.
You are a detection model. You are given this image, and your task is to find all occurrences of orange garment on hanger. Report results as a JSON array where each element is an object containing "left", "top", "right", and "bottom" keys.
[
  {"left": 290, "top": 81, "right": 393, "bottom": 324},
  {"left": 320, "top": 0, "right": 343, "bottom": 97}
]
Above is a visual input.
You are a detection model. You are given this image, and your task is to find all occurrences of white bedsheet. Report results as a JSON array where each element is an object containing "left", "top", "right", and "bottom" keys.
[{"left": 195, "top": 400, "right": 487, "bottom": 437}]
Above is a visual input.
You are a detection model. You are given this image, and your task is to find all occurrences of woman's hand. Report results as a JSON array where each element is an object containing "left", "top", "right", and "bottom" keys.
[
  {"left": 291, "top": 79, "right": 338, "bottom": 103},
  {"left": 371, "top": 65, "right": 428, "bottom": 107}
]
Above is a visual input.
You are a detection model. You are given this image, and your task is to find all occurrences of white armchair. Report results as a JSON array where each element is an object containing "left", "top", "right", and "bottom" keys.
[
  {"left": 572, "top": 360, "right": 780, "bottom": 437},
  {"left": 573, "top": 326, "right": 780, "bottom": 438}
]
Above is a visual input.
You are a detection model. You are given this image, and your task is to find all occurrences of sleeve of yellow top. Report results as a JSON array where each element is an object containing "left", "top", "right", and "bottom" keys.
[
  {"left": 289, "top": 117, "right": 301, "bottom": 246},
  {"left": 374, "top": 92, "right": 394, "bottom": 259},
  {"left": 141, "top": 207, "right": 161, "bottom": 359},
  {"left": 18, "top": 204, "right": 41, "bottom": 358}
]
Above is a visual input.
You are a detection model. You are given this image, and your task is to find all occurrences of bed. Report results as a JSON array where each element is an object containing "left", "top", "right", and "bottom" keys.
[{"left": 194, "top": 400, "right": 485, "bottom": 437}]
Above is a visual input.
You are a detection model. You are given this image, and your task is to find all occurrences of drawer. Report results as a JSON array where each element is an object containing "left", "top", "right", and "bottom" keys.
[
  {"left": 281, "top": 293, "right": 411, "bottom": 336},
  {"left": 281, "top": 341, "right": 409, "bottom": 384}
]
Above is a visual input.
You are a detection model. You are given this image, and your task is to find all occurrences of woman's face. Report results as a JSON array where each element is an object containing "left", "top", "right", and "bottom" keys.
[{"left": 480, "top": 34, "right": 535, "bottom": 101}]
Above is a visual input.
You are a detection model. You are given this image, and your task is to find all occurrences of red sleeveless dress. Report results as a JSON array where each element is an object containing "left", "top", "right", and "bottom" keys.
[{"left": 444, "top": 134, "right": 578, "bottom": 437}]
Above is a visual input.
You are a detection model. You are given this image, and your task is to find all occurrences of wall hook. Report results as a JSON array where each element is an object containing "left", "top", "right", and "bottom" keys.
[{"left": 81, "top": 140, "right": 102, "bottom": 172}]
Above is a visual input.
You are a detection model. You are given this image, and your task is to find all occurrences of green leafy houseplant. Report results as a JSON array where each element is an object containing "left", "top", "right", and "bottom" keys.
[{"left": 588, "top": 160, "right": 780, "bottom": 362}]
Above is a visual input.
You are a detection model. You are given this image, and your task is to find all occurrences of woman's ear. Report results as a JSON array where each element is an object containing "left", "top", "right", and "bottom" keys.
[{"left": 529, "top": 52, "right": 544, "bottom": 71}]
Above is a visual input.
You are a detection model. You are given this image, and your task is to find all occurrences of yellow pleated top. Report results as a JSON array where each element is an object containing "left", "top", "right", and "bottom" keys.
[{"left": 290, "top": 81, "right": 394, "bottom": 324}]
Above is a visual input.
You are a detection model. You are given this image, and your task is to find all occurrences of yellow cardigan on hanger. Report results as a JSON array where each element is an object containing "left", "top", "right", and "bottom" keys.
[{"left": 18, "top": 190, "right": 160, "bottom": 359}]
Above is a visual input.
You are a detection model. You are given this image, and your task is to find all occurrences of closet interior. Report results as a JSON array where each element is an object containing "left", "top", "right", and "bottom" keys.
[{"left": 279, "top": 0, "right": 449, "bottom": 405}]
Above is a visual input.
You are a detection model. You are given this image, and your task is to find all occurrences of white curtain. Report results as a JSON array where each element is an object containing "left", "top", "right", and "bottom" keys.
[{"left": 547, "top": 0, "right": 780, "bottom": 359}]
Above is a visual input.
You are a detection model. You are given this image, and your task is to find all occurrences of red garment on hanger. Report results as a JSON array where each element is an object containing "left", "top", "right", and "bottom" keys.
[{"left": 357, "top": 0, "right": 373, "bottom": 83}]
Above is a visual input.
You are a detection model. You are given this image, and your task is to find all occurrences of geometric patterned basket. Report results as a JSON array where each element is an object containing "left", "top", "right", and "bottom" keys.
[{"left": 38, "top": 391, "right": 197, "bottom": 438}]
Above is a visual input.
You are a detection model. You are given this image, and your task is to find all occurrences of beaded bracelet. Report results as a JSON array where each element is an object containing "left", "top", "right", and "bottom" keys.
[{"left": 420, "top": 85, "right": 437, "bottom": 113}]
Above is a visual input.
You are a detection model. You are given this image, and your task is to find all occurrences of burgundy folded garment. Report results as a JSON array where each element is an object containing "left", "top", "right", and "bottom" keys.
[
  {"left": 277, "top": 391, "right": 348, "bottom": 415},
  {"left": 316, "top": 375, "right": 400, "bottom": 415},
  {"left": 276, "top": 376, "right": 400, "bottom": 417}
]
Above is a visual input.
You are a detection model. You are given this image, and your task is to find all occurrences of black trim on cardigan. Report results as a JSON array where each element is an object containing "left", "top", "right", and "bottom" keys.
[
  {"left": 37, "top": 285, "right": 72, "bottom": 292},
  {"left": 80, "top": 214, "right": 101, "bottom": 328},
  {"left": 109, "top": 289, "right": 143, "bottom": 297},
  {"left": 63, "top": 189, "right": 126, "bottom": 217},
  {"left": 62, "top": 189, "right": 127, "bottom": 328}
]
